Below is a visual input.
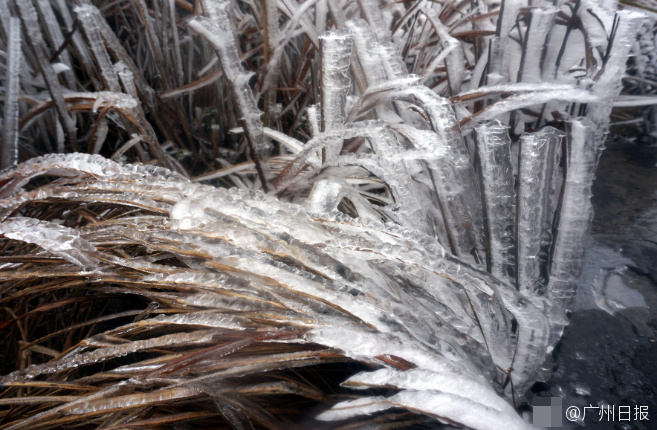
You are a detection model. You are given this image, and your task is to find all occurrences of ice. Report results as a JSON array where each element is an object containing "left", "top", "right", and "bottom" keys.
[
  {"left": 53, "top": 0, "right": 98, "bottom": 88},
  {"left": 306, "top": 105, "right": 321, "bottom": 137},
  {"left": 586, "top": 11, "right": 645, "bottom": 146},
  {"left": 0, "top": 153, "right": 187, "bottom": 200},
  {"left": 2, "top": 17, "right": 21, "bottom": 169},
  {"left": 392, "top": 86, "right": 486, "bottom": 265},
  {"left": 74, "top": 6, "right": 121, "bottom": 92},
  {"left": 318, "top": 389, "right": 531, "bottom": 430},
  {"left": 59, "top": 387, "right": 202, "bottom": 415},
  {"left": 319, "top": 31, "right": 353, "bottom": 161},
  {"left": 421, "top": 4, "right": 464, "bottom": 94},
  {"left": 517, "top": 7, "right": 559, "bottom": 83},
  {"left": 347, "top": 21, "right": 395, "bottom": 86},
  {"left": 455, "top": 82, "right": 577, "bottom": 100},
  {"left": 0, "top": 330, "right": 217, "bottom": 382},
  {"left": 34, "top": 0, "right": 74, "bottom": 88},
  {"left": 462, "top": 88, "right": 599, "bottom": 130},
  {"left": 517, "top": 127, "right": 563, "bottom": 297},
  {"left": 89, "top": 91, "right": 139, "bottom": 112},
  {"left": 390, "top": 124, "right": 479, "bottom": 260},
  {"left": 133, "top": 0, "right": 167, "bottom": 90},
  {"left": 261, "top": 0, "right": 279, "bottom": 124},
  {"left": 548, "top": 119, "right": 597, "bottom": 311},
  {"left": 263, "top": 128, "right": 303, "bottom": 154},
  {"left": 189, "top": 3, "right": 270, "bottom": 163},
  {"left": 15, "top": 0, "right": 78, "bottom": 149},
  {"left": 306, "top": 177, "right": 345, "bottom": 214},
  {"left": 574, "top": 383, "right": 591, "bottom": 397},
  {"left": 486, "top": 0, "right": 522, "bottom": 83},
  {"left": 168, "top": 0, "right": 184, "bottom": 87},
  {"left": 75, "top": 0, "right": 153, "bottom": 102},
  {"left": 0, "top": 217, "right": 99, "bottom": 269},
  {"left": 474, "top": 120, "right": 516, "bottom": 283},
  {"left": 143, "top": 312, "right": 253, "bottom": 330},
  {"left": 344, "top": 368, "right": 519, "bottom": 415}
]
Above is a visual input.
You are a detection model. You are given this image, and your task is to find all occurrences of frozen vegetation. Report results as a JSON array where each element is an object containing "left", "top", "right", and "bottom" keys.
[{"left": 0, "top": 0, "right": 651, "bottom": 428}]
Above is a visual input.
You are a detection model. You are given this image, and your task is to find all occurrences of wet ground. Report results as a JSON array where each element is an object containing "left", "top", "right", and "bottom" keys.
[{"left": 532, "top": 140, "right": 657, "bottom": 429}]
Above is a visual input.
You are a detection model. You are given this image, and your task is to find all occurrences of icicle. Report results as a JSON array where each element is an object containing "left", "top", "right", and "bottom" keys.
[
  {"left": 2, "top": 17, "right": 21, "bottom": 169},
  {"left": 474, "top": 121, "right": 515, "bottom": 283},
  {"left": 517, "top": 127, "right": 563, "bottom": 297},
  {"left": 548, "top": 119, "right": 597, "bottom": 311},
  {"left": 0, "top": 217, "right": 100, "bottom": 269}
]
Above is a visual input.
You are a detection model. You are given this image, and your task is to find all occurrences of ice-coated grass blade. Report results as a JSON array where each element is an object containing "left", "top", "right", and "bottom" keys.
[
  {"left": 475, "top": 120, "right": 516, "bottom": 283},
  {"left": 2, "top": 17, "right": 21, "bottom": 169}
]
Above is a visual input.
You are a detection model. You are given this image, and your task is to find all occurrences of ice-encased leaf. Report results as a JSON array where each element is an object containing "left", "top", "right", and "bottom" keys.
[
  {"left": 343, "top": 368, "right": 519, "bottom": 415},
  {"left": 421, "top": 4, "right": 464, "bottom": 95},
  {"left": 548, "top": 119, "right": 597, "bottom": 311},
  {"left": 15, "top": 0, "right": 77, "bottom": 150},
  {"left": 74, "top": 5, "right": 121, "bottom": 92},
  {"left": 0, "top": 217, "right": 99, "bottom": 269},
  {"left": 517, "top": 6, "right": 559, "bottom": 83},
  {"left": 188, "top": 3, "right": 270, "bottom": 163},
  {"left": 2, "top": 17, "right": 21, "bottom": 169},
  {"left": 517, "top": 127, "right": 563, "bottom": 297},
  {"left": 474, "top": 120, "right": 516, "bottom": 283},
  {"left": 319, "top": 31, "right": 353, "bottom": 161},
  {"left": 318, "top": 388, "right": 531, "bottom": 430}
]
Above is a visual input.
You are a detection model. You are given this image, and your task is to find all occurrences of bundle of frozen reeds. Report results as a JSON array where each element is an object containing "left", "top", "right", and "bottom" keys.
[{"left": 0, "top": 0, "right": 645, "bottom": 428}]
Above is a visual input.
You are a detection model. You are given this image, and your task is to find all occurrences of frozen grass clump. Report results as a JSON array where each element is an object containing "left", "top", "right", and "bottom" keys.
[{"left": 0, "top": 0, "right": 645, "bottom": 427}]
